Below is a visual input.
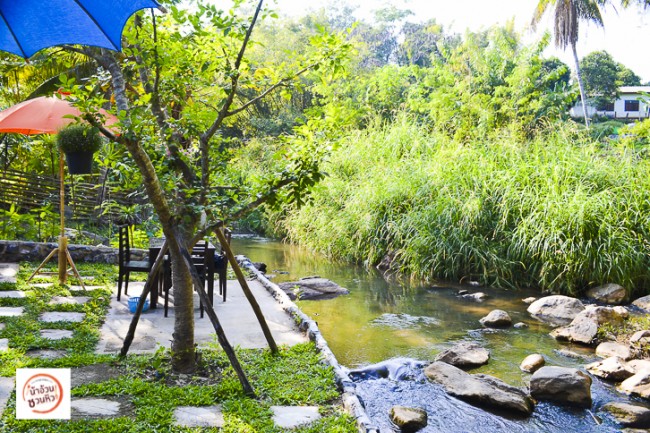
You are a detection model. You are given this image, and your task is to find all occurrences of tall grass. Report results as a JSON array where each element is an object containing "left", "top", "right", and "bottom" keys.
[{"left": 274, "top": 115, "right": 650, "bottom": 297}]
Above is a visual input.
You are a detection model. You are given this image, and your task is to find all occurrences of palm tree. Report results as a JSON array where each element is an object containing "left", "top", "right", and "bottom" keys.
[{"left": 531, "top": 0, "right": 608, "bottom": 127}]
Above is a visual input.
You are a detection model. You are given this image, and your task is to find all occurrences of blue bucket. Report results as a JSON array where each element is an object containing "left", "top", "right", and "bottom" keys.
[{"left": 128, "top": 296, "right": 150, "bottom": 313}]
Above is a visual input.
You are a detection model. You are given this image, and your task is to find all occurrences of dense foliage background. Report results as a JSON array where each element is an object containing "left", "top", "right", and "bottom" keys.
[{"left": 1, "top": 0, "right": 650, "bottom": 298}]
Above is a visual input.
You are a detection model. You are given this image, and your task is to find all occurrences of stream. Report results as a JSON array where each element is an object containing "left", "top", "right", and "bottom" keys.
[{"left": 231, "top": 235, "right": 639, "bottom": 432}]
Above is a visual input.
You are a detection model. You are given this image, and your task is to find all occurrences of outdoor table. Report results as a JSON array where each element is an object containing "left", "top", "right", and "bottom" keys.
[{"left": 148, "top": 238, "right": 216, "bottom": 310}]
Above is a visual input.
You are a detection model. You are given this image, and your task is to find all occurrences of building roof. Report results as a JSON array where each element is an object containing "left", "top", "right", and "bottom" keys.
[{"left": 620, "top": 86, "right": 650, "bottom": 94}]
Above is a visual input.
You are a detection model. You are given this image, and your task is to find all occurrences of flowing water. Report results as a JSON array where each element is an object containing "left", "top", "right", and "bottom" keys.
[{"left": 232, "top": 235, "right": 636, "bottom": 432}]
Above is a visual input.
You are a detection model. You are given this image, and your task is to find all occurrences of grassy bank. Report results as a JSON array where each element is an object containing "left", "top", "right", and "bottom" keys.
[{"left": 272, "top": 116, "right": 650, "bottom": 297}]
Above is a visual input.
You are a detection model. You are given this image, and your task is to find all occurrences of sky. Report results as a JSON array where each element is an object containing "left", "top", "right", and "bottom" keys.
[{"left": 269, "top": 0, "right": 650, "bottom": 82}]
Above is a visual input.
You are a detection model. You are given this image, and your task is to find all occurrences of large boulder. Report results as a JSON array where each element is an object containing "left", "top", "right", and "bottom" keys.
[
  {"left": 277, "top": 277, "right": 349, "bottom": 300},
  {"left": 602, "top": 402, "right": 650, "bottom": 428},
  {"left": 632, "top": 295, "right": 650, "bottom": 312},
  {"left": 527, "top": 296, "right": 585, "bottom": 325},
  {"left": 530, "top": 366, "right": 592, "bottom": 408},
  {"left": 520, "top": 354, "right": 545, "bottom": 374},
  {"left": 550, "top": 306, "right": 627, "bottom": 346},
  {"left": 389, "top": 406, "right": 428, "bottom": 432},
  {"left": 631, "top": 330, "right": 650, "bottom": 344},
  {"left": 628, "top": 359, "right": 650, "bottom": 374},
  {"left": 424, "top": 361, "right": 534, "bottom": 416},
  {"left": 586, "top": 356, "right": 635, "bottom": 381},
  {"left": 619, "top": 371, "right": 650, "bottom": 400},
  {"left": 434, "top": 342, "right": 490, "bottom": 369},
  {"left": 595, "top": 342, "right": 633, "bottom": 361},
  {"left": 586, "top": 283, "right": 628, "bottom": 305},
  {"left": 479, "top": 310, "right": 512, "bottom": 328}
]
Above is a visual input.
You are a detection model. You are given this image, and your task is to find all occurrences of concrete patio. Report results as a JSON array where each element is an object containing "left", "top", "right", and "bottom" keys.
[{"left": 96, "top": 278, "right": 308, "bottom": 354}]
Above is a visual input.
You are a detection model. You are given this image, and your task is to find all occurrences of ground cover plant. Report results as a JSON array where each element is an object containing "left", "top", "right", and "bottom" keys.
[{"left": 0, "top": 263, "right": 356, "bottom": 432}]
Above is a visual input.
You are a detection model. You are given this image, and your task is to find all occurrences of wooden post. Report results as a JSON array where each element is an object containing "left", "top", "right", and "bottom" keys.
[
  {"left": 214, "top": 226, "right": 278, "bottom": 354},
  {"left": 118, "top": 236, "right": 256, "bottom": 398},
  {"left": 58, "top": 152, "right": 67, "bottom": 284},
  {"left": 119, "top": 240, "right": 169, "bottom": 358},
  {"left": 177, "top": 240, "right": 256, "bottom": 397}
]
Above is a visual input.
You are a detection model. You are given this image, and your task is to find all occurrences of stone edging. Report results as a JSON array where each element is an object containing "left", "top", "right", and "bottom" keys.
[
  {"left": 0, "top": 240, "right": 147, "bottom": 264},
  {"left": 237, "top": 256, "right": 378, "bottom": 433}
]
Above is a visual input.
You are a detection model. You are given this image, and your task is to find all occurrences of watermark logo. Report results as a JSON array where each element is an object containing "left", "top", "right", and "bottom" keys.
[{"left": 16, "top": 368, "right": 70, "bottom": 419}]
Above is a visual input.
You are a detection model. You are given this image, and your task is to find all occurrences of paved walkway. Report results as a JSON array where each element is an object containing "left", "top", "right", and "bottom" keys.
[{"left": 96, "top": 279, "right": 308, "bottom": 354}]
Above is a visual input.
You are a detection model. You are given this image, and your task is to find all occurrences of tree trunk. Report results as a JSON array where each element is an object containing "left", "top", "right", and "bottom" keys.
[
  {"left": 102, "top": 52, "right": 198, "bottom": 372},
  {"left": 572, "top": 43, "right": 589, "bottom": 128},
  {"left": 170, "top": 245, "right": 196, "bottom": 372}
]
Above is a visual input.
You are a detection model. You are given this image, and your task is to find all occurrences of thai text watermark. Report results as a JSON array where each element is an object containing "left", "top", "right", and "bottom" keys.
[{"left": 16, "top": 368, "right": 70, "bottom": 419}]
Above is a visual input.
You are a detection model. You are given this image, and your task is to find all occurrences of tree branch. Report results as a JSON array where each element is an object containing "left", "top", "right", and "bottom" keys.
[
  {"left": 199, "top": 0, "right": 265, "bottom": 202},
  {"left": 226, "top": 62, "right": 315, "bottom": 117}
]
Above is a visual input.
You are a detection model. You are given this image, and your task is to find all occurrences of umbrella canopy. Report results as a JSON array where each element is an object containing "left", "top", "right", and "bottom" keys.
[
  {"left": 0, "top": 0, "right": 161, "bottom": 58},
  {"left": 0, "top": 96, "right": 118, "bottom": 135}
]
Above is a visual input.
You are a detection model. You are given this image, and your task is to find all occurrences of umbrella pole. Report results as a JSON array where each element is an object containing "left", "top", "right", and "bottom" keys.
[
  {"left": 58, "top": 151, "right": 67, "bottom": 284},
  {"left": 27, "top": 152, "right": 85, "bottom": 289}
]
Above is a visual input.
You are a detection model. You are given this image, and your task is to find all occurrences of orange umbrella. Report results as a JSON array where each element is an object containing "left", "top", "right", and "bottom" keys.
[
  {"left": 0, "top": 95, "right": 118, "bottom": 287},
  {"left": 0, "top": 96, "right": 118, "bottom": 135}
]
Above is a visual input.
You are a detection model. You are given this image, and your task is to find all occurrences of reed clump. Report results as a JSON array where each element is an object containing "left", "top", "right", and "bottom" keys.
[{"left": 275, "top": 116, "right": 650, "bottom": 298}]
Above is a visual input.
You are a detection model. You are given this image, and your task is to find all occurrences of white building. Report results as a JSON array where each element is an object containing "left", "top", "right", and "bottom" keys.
[{"left": 571, "top": 86, "right": 650, "bottom": 120}]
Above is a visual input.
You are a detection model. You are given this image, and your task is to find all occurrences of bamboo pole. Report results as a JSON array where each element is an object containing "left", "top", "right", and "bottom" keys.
[
  {"left": 118, "top": 236, "right": 256, "bottom": 398},
  {"left": 119, "top": 240, "right": 169, "bottom": 358},
  {"left": 58, "top": 152, "right": 67, "bottom": 284},
  {"left": 214, "top": 226, "right": 278, "bottom": 354},
  {"left": 177, "top": 240, "right": 256, "bottom": 397}
]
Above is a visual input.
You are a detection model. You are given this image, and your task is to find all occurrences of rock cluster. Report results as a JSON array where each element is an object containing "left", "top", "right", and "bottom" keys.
[{"left": 358, "top": 285, "right": 650, "bottom": 431}]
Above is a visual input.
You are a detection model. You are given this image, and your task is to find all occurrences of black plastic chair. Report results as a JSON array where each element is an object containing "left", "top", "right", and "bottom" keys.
[
  {"left": 117, "top": 225, "right": 152, "bottom": 301},
  {"left": 162, "top": 240, "right": 213, "bottom": 318}
]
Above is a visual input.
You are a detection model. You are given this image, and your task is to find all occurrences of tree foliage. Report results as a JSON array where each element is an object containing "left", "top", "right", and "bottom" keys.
[{"left": 580, "top": 50, "right": 642, "bottom": 109}]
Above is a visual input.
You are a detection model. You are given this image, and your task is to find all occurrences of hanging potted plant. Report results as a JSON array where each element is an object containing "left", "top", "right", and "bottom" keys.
[{"left": 57, "top": 123, "right": 103, "bottom": 174}]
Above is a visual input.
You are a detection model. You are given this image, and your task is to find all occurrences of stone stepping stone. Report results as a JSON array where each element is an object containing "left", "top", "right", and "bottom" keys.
[
  {"left": 101, "top": 335, "right": 157, "bottom": 353},
  {"left": 0, "top": 307, "right": 24, "bottom": 317},
  {"left": 71, "top": 364, "right": 123, "bottom": 388},
  {"left": 40, "top": 312, "right": 86, "bottom": 323},
  {"left": 0, "top": 291, "right": 26, "bottom": 299},
  {"left": 0, "top": 377, "right": 14, "bottom": 418},
  {"left": 70, "top": 398, "right": 120, "bottom": 418},
  {"left": 0, "top": 263, "right": 18, "bottom": 283},
  {"left": 25, "top": 349, "right": 67, "bottom": 360},
  {"left": 40, "top": 329, "right": 74, "bottom": 340},
  {"left": 30, "top": 283, "right": 53, "bottom": 289},
  {"left": 0, "top": 338, "right": 8, "bottom": 352},
  {"left": 271, "top": 406, "right": 321, "bottom": 428},
  {"left": 70, "top": 396, "right": 135, "bottom": 420},
  {"left": 173, "top": 405, "right": 224, "bottom": 428},
  {"left": 49, "top": 296, "right": 90, "bottom": 305},
  {"left": 69, "top": 285, "right": 104, "bottom": 292}
]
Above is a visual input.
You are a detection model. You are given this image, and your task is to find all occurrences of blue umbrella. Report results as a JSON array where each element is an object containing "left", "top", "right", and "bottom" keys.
[{"left": 0, "top": 0, "right": 162, "bottom": 58}]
